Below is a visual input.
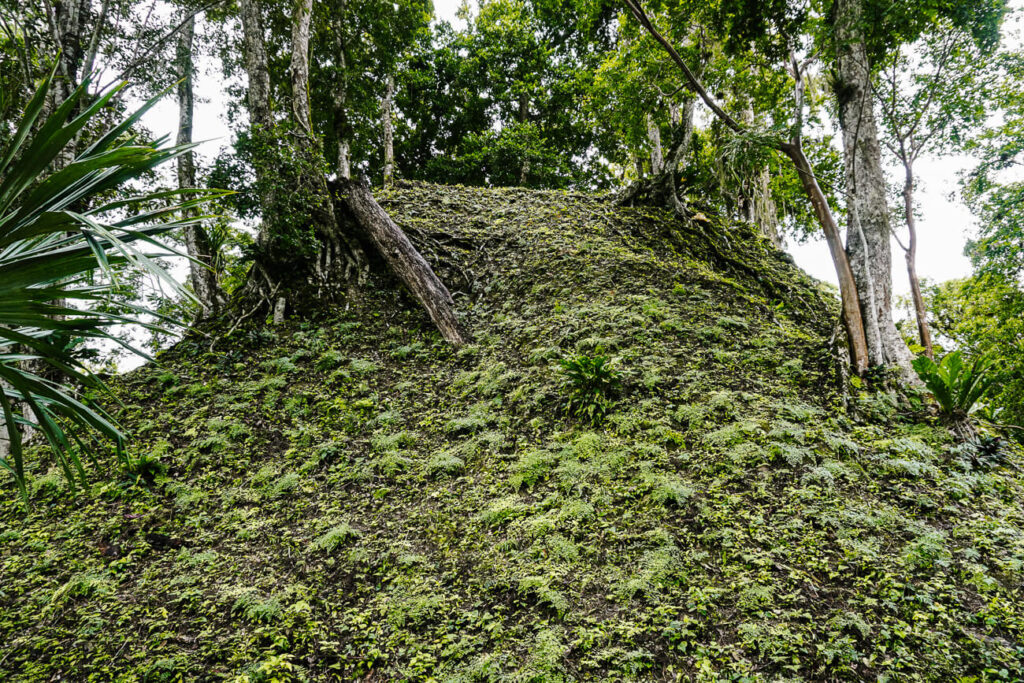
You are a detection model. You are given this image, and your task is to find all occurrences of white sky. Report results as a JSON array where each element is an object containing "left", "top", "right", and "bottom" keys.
[{"left": 140, "top": 0, "right": 1023, "bottom": 303}]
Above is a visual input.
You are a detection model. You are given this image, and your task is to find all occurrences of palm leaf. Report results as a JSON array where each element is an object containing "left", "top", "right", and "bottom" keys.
[{"left": 0, "top": 68, "right": 220, "bottom": 501}]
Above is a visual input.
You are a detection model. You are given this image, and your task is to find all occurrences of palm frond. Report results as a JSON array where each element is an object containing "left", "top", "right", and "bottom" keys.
[{"left": 0, "top": 69, "right": 222, "bottom": 501}]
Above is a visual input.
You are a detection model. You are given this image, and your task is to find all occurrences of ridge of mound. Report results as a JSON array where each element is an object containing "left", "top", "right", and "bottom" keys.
[{"left": 2, "top": 183, "right": 1022, "bottom": 680}]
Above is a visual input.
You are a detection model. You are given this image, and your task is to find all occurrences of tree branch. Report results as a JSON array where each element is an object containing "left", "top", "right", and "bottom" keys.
[{"left": 621, "top": 0, "right": 745, "bottom": 135}]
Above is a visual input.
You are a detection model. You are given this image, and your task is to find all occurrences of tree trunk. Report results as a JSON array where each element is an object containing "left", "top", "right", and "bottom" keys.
[
  {"left": 780, "top": 140, "right": 869, "bottom": 374},
  {"left": 382, "top": 73, "right": 395, "bottom": 186},
  {"left": 647, "top": 112, "right": 663, "bottom": 174},
  {"left": 42, "top": 0, "right": 89, "bottom": 167},
  {"left": 518, "top": 92, "right": 530, "bottom": 184},
  {"left": 902, "top": 161, "right": 934, "bottom": 358},
  {"left": 289, "top": 0, "right": 314, "bottom": 135},
  {"left": 238, "top": 0, "right": 273, "bottom": 132},
  {"left": 289, "top": 0, "right": 367, "bottom": 286},
  {"left": 176, "top": 14, "right": 226, "bottom": 318},
  {"left": 237, "top": 0, "right": 275, "bottom": 250},
  {"left": 735, "top": 104, "right": 781, "bottom": 247},
  {"left": 331, "top": 0, "right": 351, "bottom": 179},
  {"left": 747, "top": 166, "right": 781, "bottom": 248},
  {"left": 833, "top": 0, "right": 913, "bottom": 372},
  {"left": 338, "top": 178, "right": 467, "bottom": 344}
]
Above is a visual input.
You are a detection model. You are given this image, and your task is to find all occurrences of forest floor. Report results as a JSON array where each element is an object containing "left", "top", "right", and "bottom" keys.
[{"left": 1, "top": 182, "right": 1023, "bottom": 681}]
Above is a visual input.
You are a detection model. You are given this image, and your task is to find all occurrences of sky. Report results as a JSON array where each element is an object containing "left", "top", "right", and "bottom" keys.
[{"left": 140, "top": 0, "right": 1023, "bottom": 305}]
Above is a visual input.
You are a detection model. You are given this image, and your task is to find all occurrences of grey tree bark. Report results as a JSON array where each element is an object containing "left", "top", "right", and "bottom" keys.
[
  {"left": 900, "top": 159, "right": 934, "bottom": 358},
  {"left": 331, "top": 0, "right": 352, "bottom": 179},
  {"left": 238, "top": 0, "right": 275, "bottom": 250},
  {"left": 289, "top": 0, "right": 315, "bottom": 135},
  {"left": 176, "top": 15, "right": 227, "bottom": 318},
  {"left": 518, "top": 92, "right": 530, "bottom": 184},
  {"left": 833, "top": 0, "right": 914, "bottom": 372},
  {"left": 646, "top": 112, "right": 663, "bottom": 174}
]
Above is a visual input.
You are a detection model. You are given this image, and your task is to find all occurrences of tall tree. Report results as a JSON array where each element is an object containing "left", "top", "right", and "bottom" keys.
[
  {"left": 622, "top": 0, "right": 871, "bottom": 372},
  {"left": 233, "top": 0, "right": 466, "bottom": 342},
  {"left": 827, "top": 0, "right": 1008, "bottom": 372},
  {"left": 874, "top": 25, "right": 993, "bottom": 359},
  {"left": 832, "top": 0, "right": 911, "bottom": 371},
  {"left": 176, "top": 12, "right": 227, "bottom": 318}
]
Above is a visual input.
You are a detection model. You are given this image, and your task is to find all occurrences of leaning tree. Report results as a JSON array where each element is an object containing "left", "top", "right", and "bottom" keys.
[{"left": 233, "top": 0, "right": 467, "bottom": 343}]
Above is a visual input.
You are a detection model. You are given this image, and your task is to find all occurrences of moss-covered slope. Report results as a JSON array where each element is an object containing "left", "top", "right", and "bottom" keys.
[{"left": 2, "top": 183, "right": 1023, "bottom": 681}]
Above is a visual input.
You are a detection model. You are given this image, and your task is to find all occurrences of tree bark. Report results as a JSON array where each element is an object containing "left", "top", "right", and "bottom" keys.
[
  {"left": 238, "top": 0, "right": 273, "bottom": 132},
  {"left": 518, "top": 92, "right": 530, "bottom": 184},
  {"left": 331, "top": 0, "right": 351, "bottom": 179},
  {"left": 382, "top": 73, "right": 395, "bottom": 186},
  {"left": 42, "top": 0, "right": 89, "bottom": 167},
  {"left": 289, "top": 0, "right": 367, "bottom": 285},
  {"left": 237, "top": 0, "right": 275, "bottom": 250},
  {"left": 289, "top": 0, "right": 314, "bottom": 134},
  {"left": 176, "top": 14, "right": 226, "bottom": 318},
  {"left": 646, "top": 112, "right": 663, "bottom": 174},
  {"left": 833, "top": 0, "right": 913, "bottom": 372},
  {"left": 780, "top": 140, "right": 869, "bottom": 374},
  {"left": 902, "top": 161, "right": 934, "bottom": 358},
  {"left": 338, "top": 178, "right": 467, "bottom": 345}
]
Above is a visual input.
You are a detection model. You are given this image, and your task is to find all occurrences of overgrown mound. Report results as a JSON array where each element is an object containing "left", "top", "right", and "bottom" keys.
[{"left": 2, "top": 183, "right": 1023, "bottom": 681}]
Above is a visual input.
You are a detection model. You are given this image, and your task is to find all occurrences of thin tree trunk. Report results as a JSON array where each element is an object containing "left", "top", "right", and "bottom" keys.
[
  {"left": 518, "top": 92, "right": 530, "bottom": 184},
  {"left": 647, "top": 112, "right": 663, "bottom": 174},
  {"left": 833, "top": 0, "right": 913, "bottom": 372},
  {"left": 176, "top": 14, "right": 226, "bottom": 318},
  {"left": 331, "top": 0, "right": 351, "bottom": 179},
  {"left": 382, "top": 73, "right": 395, "bottom": 186},
  {"left": 80, "top": 0, "right": 109, "bottom": 80},
  {"left": 339, "top": 178, "right": 467, "bottom": 344},
  {"left": 902, "top": 161, "right": 934, "bottom": 358},
  {"left": 780, "top": 141, "right": 869, "bottom": 374}
]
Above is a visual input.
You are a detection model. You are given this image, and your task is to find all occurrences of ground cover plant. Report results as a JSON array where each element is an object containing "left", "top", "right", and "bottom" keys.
[{"left": 1, "top": 183, "right": 1022, "bottom": 680}]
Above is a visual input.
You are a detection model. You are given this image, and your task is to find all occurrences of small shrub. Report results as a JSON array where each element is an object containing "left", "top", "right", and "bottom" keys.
[
  {"left": 315, "top": 349, "right": 345, "bottom": 371},
  {"left": 950, "top": 436, "right": 1009, "bottom": 472},
  {"left": 232, "top": 592, "right": 282, "bottom": 623},
  {"left": 651, "top": 477, "right": 695, "bottom": 508},
  {"left": 261, "top": 356, "right": 298, "bottom": 375},
  {"left": 912, "top": 350, "right": 996, "bottom": 420},
  {"left": 559, "top": 353, "right": 622, "bottom": 425},
  {"left": 126, "top": 452, "right": 167, "bottom": 486}
]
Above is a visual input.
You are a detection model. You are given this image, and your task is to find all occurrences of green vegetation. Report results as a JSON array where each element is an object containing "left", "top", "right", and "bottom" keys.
[
  {"left": 559, "top": 353, "right": 622, "bottom": 426},
  {"left": 1, "top": 184, "right": 1021, "bottom": 679},
  {"left": 0, "top": 71, "right": 216, "bottom": 499},
  {"left": 912, "top": 351, "right": 996, "bottom": 421}
]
